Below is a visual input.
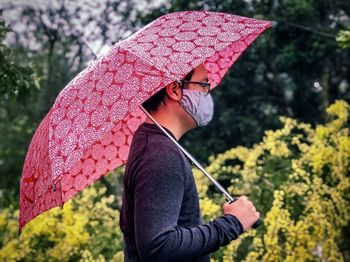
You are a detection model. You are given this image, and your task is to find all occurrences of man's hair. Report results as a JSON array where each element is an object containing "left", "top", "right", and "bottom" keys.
[{"left": 142, "top": 70, "right": 195, "bottom": 113}]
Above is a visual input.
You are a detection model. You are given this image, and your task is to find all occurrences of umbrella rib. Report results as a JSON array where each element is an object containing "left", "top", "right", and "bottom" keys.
[{"left": 120, "top": 47, "right": 174, "bottom": 80}]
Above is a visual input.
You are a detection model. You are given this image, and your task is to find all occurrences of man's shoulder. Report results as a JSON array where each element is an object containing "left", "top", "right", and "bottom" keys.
[{"left": 130, "top": 123, "right": 188, "bottom": 165}]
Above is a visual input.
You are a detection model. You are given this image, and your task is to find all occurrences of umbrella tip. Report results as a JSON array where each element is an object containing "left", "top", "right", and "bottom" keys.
[{"left": 271, "top": 20, "right": 278, "bottom": 28}]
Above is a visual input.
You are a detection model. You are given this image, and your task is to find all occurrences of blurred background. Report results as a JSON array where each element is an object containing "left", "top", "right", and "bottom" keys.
[{"left": 0, "top": 0, "right": 349, "bottom": 261}]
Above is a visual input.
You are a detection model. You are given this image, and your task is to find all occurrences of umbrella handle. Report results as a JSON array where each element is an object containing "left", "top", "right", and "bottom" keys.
[
  {"left": 252, "top": 220, "right": 262, "bottom": 229},
  {"left": 227, "top": 197, "right": 262, "bottom": 229}
]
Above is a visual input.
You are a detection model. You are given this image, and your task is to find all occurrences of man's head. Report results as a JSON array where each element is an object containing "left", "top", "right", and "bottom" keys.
[{"left": 142, "top": 64, "right": 213, "bottom": 138}]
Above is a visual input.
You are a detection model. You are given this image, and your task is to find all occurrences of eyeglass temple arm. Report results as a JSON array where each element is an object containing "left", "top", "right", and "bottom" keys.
[
  {"left": 139, "top": 105, "right": 262, "bottom": 229},
  {"left": 175, "top": 80, "right": 210, "bottom": 93}
]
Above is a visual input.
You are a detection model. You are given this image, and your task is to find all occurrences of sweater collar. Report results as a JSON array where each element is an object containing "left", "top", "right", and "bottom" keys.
[{"left": 140, "top": 122, "right": 177, "bottom": 140}]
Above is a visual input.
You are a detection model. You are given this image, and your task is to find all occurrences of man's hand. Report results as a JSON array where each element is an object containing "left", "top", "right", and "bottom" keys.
[{"left": 223, "top": 196, "right": 260, "bottom": 231}]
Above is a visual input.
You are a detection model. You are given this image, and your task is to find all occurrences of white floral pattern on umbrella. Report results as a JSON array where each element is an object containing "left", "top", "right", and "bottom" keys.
[{"left": 20, "top": 11, "right": 271, "bottom": 229}]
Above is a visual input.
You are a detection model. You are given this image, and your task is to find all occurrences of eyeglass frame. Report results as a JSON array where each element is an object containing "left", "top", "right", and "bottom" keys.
[{"left": 175, "top": 80, "right": 211, "bottom": 95}]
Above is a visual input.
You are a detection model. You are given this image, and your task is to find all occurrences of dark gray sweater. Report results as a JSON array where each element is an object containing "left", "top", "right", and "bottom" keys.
[{"left": 120, "top": 123, "right": 243, "bottom": 262}]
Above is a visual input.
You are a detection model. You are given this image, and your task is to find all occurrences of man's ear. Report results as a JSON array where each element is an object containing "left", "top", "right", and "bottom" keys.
[{"left": 165, "top": 81, "right": 182, "bottom": 101}]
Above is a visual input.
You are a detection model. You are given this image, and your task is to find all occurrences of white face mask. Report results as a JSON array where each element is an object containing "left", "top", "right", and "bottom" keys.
[{"left": 180, "top": 89, "right": 214, "bottom": 127}]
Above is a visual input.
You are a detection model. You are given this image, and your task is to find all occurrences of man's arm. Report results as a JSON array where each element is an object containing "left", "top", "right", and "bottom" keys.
[{"left": 133, "top": 144, "right": 244, "bottom": 261}]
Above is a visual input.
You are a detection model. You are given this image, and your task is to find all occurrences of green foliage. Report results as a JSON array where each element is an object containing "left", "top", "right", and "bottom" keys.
[
  {"left": 337, "top": 26, "right": 350, "bottom": 48},
  {"left": 0, "top": 20, "right": 37, "bottom": 100},
  {"left": 0, "top": 20, "right": 40, "bottom": 208}
]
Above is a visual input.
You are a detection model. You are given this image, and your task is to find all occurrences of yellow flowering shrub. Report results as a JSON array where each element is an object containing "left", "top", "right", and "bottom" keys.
[
  {"left": 0, "top": 182, "right": 124, "bottom": 262},
  {"left": 199, "top": 100, "right": 350, "bottom": 261},
  {"left": 1, "top": 100, "right": 349, "bottom": 261}
]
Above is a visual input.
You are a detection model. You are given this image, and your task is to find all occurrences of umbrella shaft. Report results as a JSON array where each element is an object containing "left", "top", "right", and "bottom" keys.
[{"left": 140, "top": 106, "right": 236, "bottom": 203}]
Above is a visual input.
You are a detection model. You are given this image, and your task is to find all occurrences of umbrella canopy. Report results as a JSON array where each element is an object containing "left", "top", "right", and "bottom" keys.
[{"left": 20, "top": 11, "right": 271, "bottom": 229}]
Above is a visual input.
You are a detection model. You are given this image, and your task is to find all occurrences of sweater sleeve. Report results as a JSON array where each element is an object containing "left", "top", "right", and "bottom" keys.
[{"left": 133, "top": 143, "right": 243, "bottom": 261}]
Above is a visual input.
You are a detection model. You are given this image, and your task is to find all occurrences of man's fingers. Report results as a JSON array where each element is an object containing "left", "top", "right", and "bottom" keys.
[
  {"left": 240, "top": 195, "right": 248, "bottom": 201},
  {"left": 255, "top": 212, "right": 260, "bottom": 219},
  {"left": 223, "top": 202, "right": 230, "bottom": 208}
]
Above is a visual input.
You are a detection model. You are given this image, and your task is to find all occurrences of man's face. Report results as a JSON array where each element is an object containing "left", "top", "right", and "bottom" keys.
[{"left": 176, "top": 64, "right": 214, "bottom": 129}]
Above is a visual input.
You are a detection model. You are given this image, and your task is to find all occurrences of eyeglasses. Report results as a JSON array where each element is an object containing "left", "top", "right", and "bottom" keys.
[{"left": 176, "top": 80, "right": 211, "bottom": 95}]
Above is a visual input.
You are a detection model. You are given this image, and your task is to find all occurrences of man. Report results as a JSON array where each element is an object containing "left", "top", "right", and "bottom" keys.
[{"left": 120, "top": 64, "right": 260, "bottom": 261}]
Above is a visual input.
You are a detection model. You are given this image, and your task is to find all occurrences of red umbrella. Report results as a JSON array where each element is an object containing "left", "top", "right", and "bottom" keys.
[{"left": 20, "top": 11, "right": 271, "bottom": 229}]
